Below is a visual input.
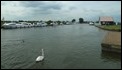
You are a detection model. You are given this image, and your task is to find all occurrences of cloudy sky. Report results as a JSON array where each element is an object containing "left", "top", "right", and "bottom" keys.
[{"left": 1, "top": 1, "right": 121, "bottom": 22}]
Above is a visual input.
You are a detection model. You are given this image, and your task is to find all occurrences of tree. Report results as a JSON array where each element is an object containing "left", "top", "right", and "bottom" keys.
[
  {"left": 57, "top": 21, "right": 61, "bottom": 25},
  {"left": 46, "top": 20, "right": 53, "bottom": 25},
  {"left": 19, "top": 20, "right": 24, "bottom": 22},
  {"left": 72, "top": 19, "right": 76, "bottom": 23},
  {"left": 79, "top": 18, "right": 84, "bottom": 23},
  {"left": 62, "top": 21, "right": 66, "bottom": 24}
]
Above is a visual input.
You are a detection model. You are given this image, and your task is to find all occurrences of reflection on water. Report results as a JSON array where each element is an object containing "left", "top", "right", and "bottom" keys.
[{"left": 101, "top": 50, "right": 121, "bottom": 62}]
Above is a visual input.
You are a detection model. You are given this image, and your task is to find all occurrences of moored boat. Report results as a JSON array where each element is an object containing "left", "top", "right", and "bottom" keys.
[{"left": 2, "top": 22, "right": 34, "bottom": 29}]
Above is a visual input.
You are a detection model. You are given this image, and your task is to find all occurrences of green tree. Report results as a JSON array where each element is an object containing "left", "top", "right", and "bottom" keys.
[
  {"left": 46, "top": 20, "right": 53, "bottom": 25},
  {"left": 62, "top": 21, "right": 66, "bottom": 24},
  {"left": 72, "top": 19, "right": 76, "bottom": 23},
  {"left": 95, "top": 21, "right": 99, "bottom": 23},
  {"left": 79, "top": 18, "right": 84, "bottom": 23},
  {"left": 57, "top": 21, "right": 61, "bottom": 25},
  {"left": 19, "top": 20, "right": 24, "bottom": 22}
]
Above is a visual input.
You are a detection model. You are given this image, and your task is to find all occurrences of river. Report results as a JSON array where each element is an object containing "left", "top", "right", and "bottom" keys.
[{"left": 1, "top": 24, "right": 121, "bottom": 69}]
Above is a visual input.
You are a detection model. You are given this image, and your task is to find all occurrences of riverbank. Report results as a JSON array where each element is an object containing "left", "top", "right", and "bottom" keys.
[
  {"left": 95, "top": 25, "right": 121, "bottom": 32},
  {"left": 101, "top": 32, "right": 121, "bottom": 53}
]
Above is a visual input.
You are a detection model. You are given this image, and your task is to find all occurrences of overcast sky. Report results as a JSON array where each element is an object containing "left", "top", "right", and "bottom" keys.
[{"left": 1, "top": 1, "right": 121, "bottom": 22}]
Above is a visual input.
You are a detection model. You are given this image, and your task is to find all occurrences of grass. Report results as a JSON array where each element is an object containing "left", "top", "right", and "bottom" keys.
[
  {"left": 97, "top": 25, "right": 121, "bottom": 31},
  {"left": 103, "top": 25, "right": 121, "bottom": 30}
]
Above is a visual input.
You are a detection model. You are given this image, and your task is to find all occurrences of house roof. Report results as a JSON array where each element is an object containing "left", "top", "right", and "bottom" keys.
[{"left": 99, "top": 16, "right": 114, "bottom": 22}]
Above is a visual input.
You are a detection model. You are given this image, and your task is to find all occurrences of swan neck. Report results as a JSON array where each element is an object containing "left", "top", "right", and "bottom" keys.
[{"left": 42, "top": 49, "right": 44, "bottom": 56}]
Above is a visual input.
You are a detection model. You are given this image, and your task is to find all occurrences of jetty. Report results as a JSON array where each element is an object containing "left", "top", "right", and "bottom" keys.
[{"left": 101, "top": 31, "right": 121, "bottom": 53}]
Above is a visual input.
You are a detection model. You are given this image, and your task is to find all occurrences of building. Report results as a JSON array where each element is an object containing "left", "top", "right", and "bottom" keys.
[{"left": 99, "top": 16, "right": 115, "bottom": 25}]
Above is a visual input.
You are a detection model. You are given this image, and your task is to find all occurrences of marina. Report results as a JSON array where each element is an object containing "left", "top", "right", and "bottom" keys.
[
  {"left": 1, "top": 1, "right": 121, "bottom": 69},
  {"left": 1, "top": 22, "right": 47, "bottom": 29}
]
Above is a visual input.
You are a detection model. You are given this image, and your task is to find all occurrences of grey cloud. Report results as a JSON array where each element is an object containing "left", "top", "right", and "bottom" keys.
[
  {"left": 90, "top": 9, "right": 103, "bottom": 12},
  {"left": 33, "top": 9, "right": 52, "bottom": 14},
  {"left": 19, "top": 1, "right": 62, "bottom": 10},
  {"left": 19, "top": 1, "right": 63, "bottom": 16},
  {"left": 69, "top": 6, "right": 76, "bottom": 10},
  {"left": 20, "top": 1, "right": 44, "bottom": 7},
  {"left": 83, "top": 9, "right": 103, "bottom": 13},
  {"left": 2, "top": 1, "right": 121, "bottom": 22},
  {"left": 43, "top": 5, "right": 61, "bottom": 10}
]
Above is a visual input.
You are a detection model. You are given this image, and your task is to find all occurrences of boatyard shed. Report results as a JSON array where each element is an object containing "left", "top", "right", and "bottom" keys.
[{"left": 99, "top": 16, "right": 115, "bottom": 25}]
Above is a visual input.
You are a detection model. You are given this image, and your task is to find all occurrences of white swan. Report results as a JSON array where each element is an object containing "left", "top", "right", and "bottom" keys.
[{"left": 36, "top": 49, "right": 44, "bottom": 62}]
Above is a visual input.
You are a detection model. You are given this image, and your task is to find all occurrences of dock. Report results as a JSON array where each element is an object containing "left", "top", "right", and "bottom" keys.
[{"left": 101, "top": 32, "right": 121, "bottom": 53}]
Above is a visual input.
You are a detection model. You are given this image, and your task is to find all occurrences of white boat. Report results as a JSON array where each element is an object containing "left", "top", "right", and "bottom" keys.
[
  {"left": 21, "top": 22, "right": 33, "bottom": 27},
  {"left": 36, "top": 22, "right": 42, "bottom": 27},
  {"left": 34, "top": 22, "right": 47, "bottom": 27},
  {"left": 50, "top": 23, "right": 54, "bottom": 26},
  {"left": 89, "top": 22, "right": 94, "bottom": 25},
  {"left": 36, "top": 49, "right": 44, "bottom": 62},
  {"left": 2, "top": 23, "right": 17, "bottom": 29},
  {"left": 65, "top": 21, "right": 72, "bottom": 25},
  {"left": 2, "top": 22, "right": 33, "bottom": 29},
  {"left": 41, "top": 22, "right": 47, "bottom": 27}
]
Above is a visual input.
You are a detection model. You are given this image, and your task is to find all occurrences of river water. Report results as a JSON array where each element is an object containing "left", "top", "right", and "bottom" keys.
[{"left": 1, "top": 24, "right": 121, "bottom": 69}]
